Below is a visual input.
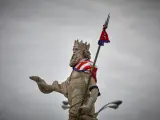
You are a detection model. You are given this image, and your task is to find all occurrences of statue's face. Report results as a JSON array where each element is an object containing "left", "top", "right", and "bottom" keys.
[{"left": 69, "top": 46, "right": 83, "bottom": 67}]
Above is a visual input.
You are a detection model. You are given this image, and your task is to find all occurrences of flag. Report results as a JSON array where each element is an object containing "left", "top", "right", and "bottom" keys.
[
  {"left": 98, "top": 25, "right": 110, "bottom": 46},
  {"left": 73, "top": 58, "right": 98, "bottom": 83}
]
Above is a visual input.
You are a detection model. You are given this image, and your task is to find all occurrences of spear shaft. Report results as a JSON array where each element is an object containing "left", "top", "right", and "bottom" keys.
[{"left": 76, "top": 13, "right": 110, "bottom": 120}]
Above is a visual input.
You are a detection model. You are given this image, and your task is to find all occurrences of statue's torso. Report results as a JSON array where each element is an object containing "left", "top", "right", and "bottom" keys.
[
  {"left": 68, "top": 71, "right": 87, "bottom": 105},
  {"left": 67, "top": 70, "right": 95, "bottom": 115}
]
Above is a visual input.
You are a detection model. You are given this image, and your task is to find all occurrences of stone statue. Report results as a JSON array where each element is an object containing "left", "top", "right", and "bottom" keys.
[{"left": 30, "top": 40, "right": 100, "bottom": 120}]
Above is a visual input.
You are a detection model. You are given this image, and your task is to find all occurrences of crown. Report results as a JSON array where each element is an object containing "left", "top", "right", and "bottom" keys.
[{"left": 73, "top": 39, "right": 90, "bottom": 50}]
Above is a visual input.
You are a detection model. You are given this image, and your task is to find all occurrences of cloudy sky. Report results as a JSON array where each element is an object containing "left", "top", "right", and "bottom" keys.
[{"left": 0, "top": 0, "right": 160, "bottom": 120}]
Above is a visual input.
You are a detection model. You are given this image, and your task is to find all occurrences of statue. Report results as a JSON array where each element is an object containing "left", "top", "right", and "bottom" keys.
[
  {"left": 29, "top": 14, "right": 123, "bottom": 120},
  {"left": 30, "top": 40, "right": 100, "bottom": 120}
]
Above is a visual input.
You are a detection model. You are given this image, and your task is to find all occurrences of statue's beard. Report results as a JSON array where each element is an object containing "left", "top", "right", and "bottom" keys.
[{"left": 69, "top": 53, "right": 82, "bottom": 67}]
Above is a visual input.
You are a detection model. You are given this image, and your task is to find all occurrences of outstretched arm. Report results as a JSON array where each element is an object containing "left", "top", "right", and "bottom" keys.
[{"left": 29, "top": 76, "right": 69, "bottom": 97}]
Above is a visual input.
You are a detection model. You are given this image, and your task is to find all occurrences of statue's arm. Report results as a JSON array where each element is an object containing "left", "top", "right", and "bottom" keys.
[
  {"left": 88, "top": 77, "right": 100, "bottom": 101},
  {"left": 80, "top": 75, "right": 100, "bottom": 112},
  {"left": 84, "top": 74, "right": 100, "bottom": 97},
  {"left": 29, "top": 76, "right": 69, "bottom": 97},
  {"left": 52, "top": 78, "right": 69, "bottom": 98}
]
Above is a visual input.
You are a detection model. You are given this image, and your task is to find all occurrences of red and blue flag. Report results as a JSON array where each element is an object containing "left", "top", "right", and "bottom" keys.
[{"left": 98, "top": 25, "right": 110, "bottom": 46}]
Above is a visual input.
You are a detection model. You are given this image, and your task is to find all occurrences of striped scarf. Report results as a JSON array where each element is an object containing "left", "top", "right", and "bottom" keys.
[{"left": 73, "top": 58, "right": 98, "bottom": 83}]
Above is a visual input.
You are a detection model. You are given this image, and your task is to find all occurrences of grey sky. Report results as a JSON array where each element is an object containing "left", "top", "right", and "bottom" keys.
[{"left": 0, "top": 0, "right": 160, "bottom": 120}]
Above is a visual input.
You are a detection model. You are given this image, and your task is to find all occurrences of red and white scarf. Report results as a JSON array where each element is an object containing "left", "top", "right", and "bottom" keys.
[{"left": 73, "top": 59, "right": 98, "bottom": 83}]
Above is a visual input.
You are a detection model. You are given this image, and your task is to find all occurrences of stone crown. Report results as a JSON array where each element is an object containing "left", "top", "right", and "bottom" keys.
[{"left": 73, "top": 39, "right": 90, "bottom": 50}]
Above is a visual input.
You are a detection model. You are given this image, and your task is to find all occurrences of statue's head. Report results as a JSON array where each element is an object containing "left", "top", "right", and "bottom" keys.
[{"left": 69, "top": 40, "right": 91, "bottom": 67}]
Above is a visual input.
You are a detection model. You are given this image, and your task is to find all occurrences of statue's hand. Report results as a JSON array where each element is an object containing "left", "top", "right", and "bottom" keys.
[
  {"left": 79, "top": 97, "right": 95, "bottom": 114},
  {"left": 29, "top": 76, "right": 55, "bottom": 94},
  {"left": 29, "top": 76, "right": 42, "bottom": 83},
  {"left": 79, "top": 105, "right": 91, "bottom": 114}
]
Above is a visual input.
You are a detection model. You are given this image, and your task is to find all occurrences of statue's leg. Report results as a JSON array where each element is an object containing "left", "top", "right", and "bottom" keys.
[
  {"left": 81, "top": 115, "right": 98, "bottom": 120},
  {"left": 68, "top": 113, "right": 98, "bottom": 120},
  {"left": 68, "top": 113, "right": 76, "bottom": 120}
]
